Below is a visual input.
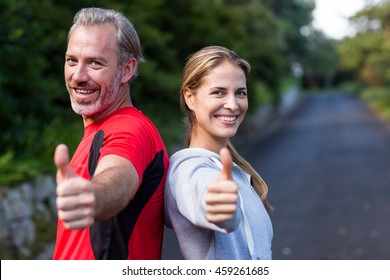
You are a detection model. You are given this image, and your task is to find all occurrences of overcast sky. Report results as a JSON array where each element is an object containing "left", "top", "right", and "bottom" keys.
[{"left": 313, "top": 0, "right": 366, "bottom": 39}]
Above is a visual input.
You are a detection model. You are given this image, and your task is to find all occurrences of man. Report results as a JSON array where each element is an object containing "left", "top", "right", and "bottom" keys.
[{"left": 53, "top": 7, "right": 168, "bottom": 260}]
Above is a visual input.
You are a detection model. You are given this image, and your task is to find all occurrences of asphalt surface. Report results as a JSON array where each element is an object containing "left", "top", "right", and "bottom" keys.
[{"left": 162, "top": 92, "right": 390, "bottom": 260}]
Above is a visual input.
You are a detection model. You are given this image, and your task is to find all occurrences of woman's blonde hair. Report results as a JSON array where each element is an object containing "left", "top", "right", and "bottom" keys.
[{"left": 180, "top": 46, "right": 272, "bottom": 212}]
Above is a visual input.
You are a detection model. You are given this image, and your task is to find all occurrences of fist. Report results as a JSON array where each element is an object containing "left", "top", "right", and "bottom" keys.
[
  {"left": 205, "top": 148, "right": 238, "bottom": 223},
  {"left": 54, "top": 144, "right": 95, "bottom": 229}
]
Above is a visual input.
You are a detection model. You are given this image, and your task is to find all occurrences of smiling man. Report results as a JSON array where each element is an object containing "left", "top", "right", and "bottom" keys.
[{"left": 52, "top": 7, "right": 168, "bottom": 260}]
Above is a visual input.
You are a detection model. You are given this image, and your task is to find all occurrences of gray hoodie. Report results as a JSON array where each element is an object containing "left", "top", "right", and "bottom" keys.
[{"left": 164, "top": 148, "right": 273, "bottom": 260}]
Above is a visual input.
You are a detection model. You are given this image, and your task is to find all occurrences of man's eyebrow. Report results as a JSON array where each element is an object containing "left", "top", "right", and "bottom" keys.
[
  {"left": 89, "top": 56, "right": 109, "bottom": 64},
  {"left": 65, "top": 54, "right": 109, "bottom": 64}
]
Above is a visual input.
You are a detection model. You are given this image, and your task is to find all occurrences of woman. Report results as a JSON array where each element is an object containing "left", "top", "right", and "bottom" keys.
[{"left": 165, "top": 46, "right": 273, "bottom": 260}]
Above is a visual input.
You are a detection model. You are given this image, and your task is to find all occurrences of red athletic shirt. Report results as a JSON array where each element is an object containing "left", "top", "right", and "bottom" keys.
[{"left": 53, "top": 106, "right": 168, "bottom": 259}]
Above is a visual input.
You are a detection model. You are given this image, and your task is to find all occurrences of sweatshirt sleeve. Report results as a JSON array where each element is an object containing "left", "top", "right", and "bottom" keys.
[{"left": 167, "top": 154, "right": 241, "bottom": 233}]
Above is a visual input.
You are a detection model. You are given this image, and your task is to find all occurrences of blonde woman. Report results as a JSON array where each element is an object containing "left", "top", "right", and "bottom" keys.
[{"left": 165, "top": 46, "right": 273, "bottom": 260}]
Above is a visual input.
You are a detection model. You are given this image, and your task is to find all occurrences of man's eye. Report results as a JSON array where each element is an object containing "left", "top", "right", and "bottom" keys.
[
  {"left": 66, "top": 58, "right": 77, "bottom": 65},
  {"left": 91, "top": 61, "right": 102, "bottom": 67}
]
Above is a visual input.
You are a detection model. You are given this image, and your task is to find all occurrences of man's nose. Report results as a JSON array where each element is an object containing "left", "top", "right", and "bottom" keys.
[{"left": 72, "top": 64, "right": 89, "bottom": 83}]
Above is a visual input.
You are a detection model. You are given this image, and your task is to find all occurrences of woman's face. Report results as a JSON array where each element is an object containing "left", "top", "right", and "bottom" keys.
[{"left": 184, "top": 61, "right": 248, "bottom": 149}]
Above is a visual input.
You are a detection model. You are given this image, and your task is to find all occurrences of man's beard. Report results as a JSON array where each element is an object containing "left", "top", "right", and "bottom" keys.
[{"left": 68, "top": 71, "right": 122, "bottom": 117}]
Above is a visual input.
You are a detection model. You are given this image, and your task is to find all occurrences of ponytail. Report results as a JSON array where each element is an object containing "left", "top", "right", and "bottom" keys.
[{"left": 227, "top": 140, "right": 273, "bottom": 212}]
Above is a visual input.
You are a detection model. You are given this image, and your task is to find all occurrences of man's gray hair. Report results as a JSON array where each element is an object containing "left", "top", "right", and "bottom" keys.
[{"left": 68, "top": 7, "right": 144, "bottom": 68}]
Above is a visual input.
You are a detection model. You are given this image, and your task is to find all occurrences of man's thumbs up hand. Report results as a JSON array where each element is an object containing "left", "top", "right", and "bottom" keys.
[
  {"left": 206, "top": 148, "right": 238, "bottom": 224},
  {"left": 54, "top": 144, "right": 76, "bottom": 184},
  {"left": 54, "top": 144, "right": 95, "bottom": 229}
]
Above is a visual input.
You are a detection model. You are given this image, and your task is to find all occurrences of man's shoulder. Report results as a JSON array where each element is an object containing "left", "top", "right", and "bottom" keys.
[
  {"left": 109, "top": 106, "right": 147, "bottom": 120},
  {"left": 102, "top": 106, "right": 156, "bottom": 130}
]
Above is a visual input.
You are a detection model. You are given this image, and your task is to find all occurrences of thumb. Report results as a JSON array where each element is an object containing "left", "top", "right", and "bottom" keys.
[
  {"left": 219, "top": 147, "right": 233, "bottom": 180},
  {"left": 54, "top": 144, "right": 74, "bottom": 182}
]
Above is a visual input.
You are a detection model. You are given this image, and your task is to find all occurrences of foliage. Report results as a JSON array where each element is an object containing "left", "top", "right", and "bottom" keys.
[
  {"left": 361, "top": 86, "right": 390, "bottom": 120},
  {"left": 334, "top": 1, "right": 390, "bottom": 126},
  {"left": 0, "top": 152, "right": 43, "bottom": 185},
  {"left": 0, "top": 0, "right": 319, "bottom": 184},
  {"left": 0, "top": 117, "right": 82, "bottom": 185},
  {"left": 337, "top": 1, "right": 390, "bottom": 86},
  {"left": 301, "top": 31, "right": 339, "bottom": 88},
  {"left": 248, "top": 82, "right": 274, "bottom": 112},
  {"left": 272, "top": 0, "right": 316, "bottom": 68},
  {"left": 0, "top": 0, "right": 77, "bottom": 183},
  {"left": 271, "top": 0, "right": 342, "bottom": 90}
]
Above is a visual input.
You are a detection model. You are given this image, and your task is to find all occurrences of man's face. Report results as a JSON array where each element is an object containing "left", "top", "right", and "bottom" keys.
[{"left": 64, "top": 24, "right": 123, "bottom": 122}]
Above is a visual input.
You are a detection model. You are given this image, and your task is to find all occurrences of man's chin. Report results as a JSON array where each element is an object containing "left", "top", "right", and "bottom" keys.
[{"left": 71, "top": 106, "right": 96, "bottom": 117}]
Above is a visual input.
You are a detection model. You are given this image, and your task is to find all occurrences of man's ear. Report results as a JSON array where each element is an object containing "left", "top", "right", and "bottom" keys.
[
  {"left": 183, "top": 87, "right": 195, "bottom": 110},
  {"left": 121, "top": 57, "right": 137, "bottom": 83}
]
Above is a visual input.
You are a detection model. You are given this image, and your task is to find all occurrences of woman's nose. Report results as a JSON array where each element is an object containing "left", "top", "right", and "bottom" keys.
[{"left": 224, "top": 94, "right": 239, "bottom": 110}]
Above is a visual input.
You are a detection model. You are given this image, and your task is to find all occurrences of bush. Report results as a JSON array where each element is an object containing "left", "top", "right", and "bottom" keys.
[{"left": 361, "top": 86, "right": 390, "bottom": 120}]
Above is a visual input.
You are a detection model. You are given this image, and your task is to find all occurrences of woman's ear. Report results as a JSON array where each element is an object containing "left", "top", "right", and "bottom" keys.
[
  {"left": 121, "top": 57, "right": 137, "bottom": 83},
  {"left": 183, "top": 88, "right": 195, "bottom": 110}
]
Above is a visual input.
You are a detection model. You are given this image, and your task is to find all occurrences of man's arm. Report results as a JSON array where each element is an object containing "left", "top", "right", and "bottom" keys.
[
  {"left": 92, "top": 154, "right": 139, "bottom": 221},
  {"left": 55, "top": 144, "right": 139, "bottom": 229}
]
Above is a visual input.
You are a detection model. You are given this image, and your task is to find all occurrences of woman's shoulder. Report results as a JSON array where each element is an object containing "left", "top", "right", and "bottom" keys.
[
  {"left": 168, "top": 148, "right": 220, "bottom": 172},
  {"left": 170, "top": 147, "right": 218, "bottom": 161}
]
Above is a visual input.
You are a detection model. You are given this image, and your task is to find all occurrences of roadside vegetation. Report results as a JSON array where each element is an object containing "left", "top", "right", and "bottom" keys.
[
  {"left": 1, "top": 0, "right": 390, "bottom": 185},
  {"left": 336, "top": 1, "right": 390, "bottom": 121}
]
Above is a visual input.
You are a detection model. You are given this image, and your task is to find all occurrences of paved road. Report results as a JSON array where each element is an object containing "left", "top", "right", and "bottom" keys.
[{"left": 162, "top": 92, "right": 390, "bottom": 260}]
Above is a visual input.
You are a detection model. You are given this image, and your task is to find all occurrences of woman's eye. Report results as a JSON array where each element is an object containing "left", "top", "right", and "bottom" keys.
[
  {"left": 212, "top": 90, "right": 224, "bottom": 96},
  {"left": 236, "top": 91, "right": 247, "bottom": 97}
]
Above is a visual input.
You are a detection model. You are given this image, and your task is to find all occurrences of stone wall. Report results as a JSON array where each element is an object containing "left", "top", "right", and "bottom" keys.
[{"left": 0, "top": 175, "right": 57, "bottom": 260}]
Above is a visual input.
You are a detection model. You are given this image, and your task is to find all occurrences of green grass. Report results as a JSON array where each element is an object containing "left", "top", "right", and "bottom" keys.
[{"left": 361, "top": 86, "right": 390, "bottom": 121}]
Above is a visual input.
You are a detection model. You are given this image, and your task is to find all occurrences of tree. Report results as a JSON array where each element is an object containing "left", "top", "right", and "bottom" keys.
[
  {"left": 0, "top": 0, "right": 318, "bottom": 183},
  {"left": 301, "top": 31, "right": 339, "bottom": 88},
  {"left": 272, "top": 0, "right": 316, "bottom": 75},
  {"left": 338, "top": 1, "right": 390, "bottom": 86}
]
